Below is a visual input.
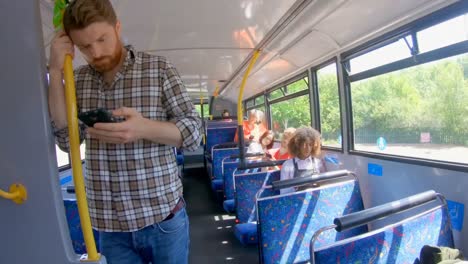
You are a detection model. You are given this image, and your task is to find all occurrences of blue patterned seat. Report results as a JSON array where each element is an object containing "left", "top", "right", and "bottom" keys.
[
  {"left": 212, "top": 147, "right": 239, "bottom": 182},
  {"left": 223, "top": 199, "right": 236, "bottom": 213},
  {"left": 231, "top": 170, "right": 280, "bottom": 245},
  {"left": 313, "top": 199, "right": 454, "bottom": 263},
  {"left": 205, "top": 127, "right": 237, "bottom": 158},
  {"left": 235, "top": 170, "right": 281, "bottom": 223},
  {"left": 64, "top": 199, "right": 100, "bottom": 254},
  {"left": 234, "top": 222, "right": 258, "bottom": 245},
  {"left": 224, "top": 160, "right": 263, "bottom": 201},
  {"left": 257, "top": 179, "right": 366, "bottom": 264}
]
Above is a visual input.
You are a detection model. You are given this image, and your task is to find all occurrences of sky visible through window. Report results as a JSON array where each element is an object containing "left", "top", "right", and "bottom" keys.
[{"left": 350, "top": 14, "right": 467, "bottom": 74}]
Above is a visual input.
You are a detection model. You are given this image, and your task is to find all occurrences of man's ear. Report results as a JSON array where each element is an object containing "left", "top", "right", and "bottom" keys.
[{"left": 115, "top": 20, "right": 122, "bottom": 38}]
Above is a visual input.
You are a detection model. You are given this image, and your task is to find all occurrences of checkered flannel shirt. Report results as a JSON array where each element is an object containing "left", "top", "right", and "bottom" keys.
[{"left": 53, "top": 46, "right": 201, "bottom": 232}]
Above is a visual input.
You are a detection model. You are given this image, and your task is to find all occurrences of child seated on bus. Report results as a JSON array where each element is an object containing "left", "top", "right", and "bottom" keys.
[
  {"left": 280, "top": 127, "right": 326, "bottom": 194},
  {"left": 234, "top": 109, "right": 267, "bottom": 143},
  {"left": 271, "top": 127, "right": 296, "bottom": 161},
  {"left": 221, "top": 109, "right": 232, "bottom": 121},
  {"left": 247, "top": 130, "right": 275, "bottom": 157}
]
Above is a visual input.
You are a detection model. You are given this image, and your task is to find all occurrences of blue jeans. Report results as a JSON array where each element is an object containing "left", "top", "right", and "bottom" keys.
[{"left": 99, "top": 207, "right": 189, "bottom": 264}]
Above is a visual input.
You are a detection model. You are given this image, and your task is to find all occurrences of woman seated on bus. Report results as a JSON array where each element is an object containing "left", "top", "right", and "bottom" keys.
[
  {"left": 280, "top": 127, "right": 326, "bottom": 194},
  {"left": 247, "top": 130, "right": 275, "bottom": 157},
  {"left": 271, "top": 127, "right": 296, "bottom": 161},
  {"left": 234, "top": 109, "right": 267, "bottom": 143}
]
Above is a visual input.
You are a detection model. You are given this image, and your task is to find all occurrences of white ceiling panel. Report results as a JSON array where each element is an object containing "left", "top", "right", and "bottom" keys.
[
  {"left": 225, "top": 56, "right": 298, "bottom": 100},
  {"left": 315, "top": 0, "right": 451, "bottom": 47},
  {"left": 280, "top": 30, "right": 337, "bottom": 69},
  {"left": 39, "top": 0, "right": 297, "bottom": 101}
]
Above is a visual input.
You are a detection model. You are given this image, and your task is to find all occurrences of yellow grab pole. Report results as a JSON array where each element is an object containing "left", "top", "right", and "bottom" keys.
[
  {"left": 237, "top": 50, "right": 261, "bottom": 126},
  {"left": 63, "top": 55, "right": 99, "bottom": 261},
  {"left": 236, "top": 50, "right": 261, "bottom": 168}
]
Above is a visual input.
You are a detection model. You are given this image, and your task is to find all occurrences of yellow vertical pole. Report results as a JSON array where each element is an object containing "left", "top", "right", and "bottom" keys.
[
  {"left": 54, "top": 1, "right": 99, "bottom": 260},
  {"left": 237, "top": 50, "right": 261, "bottom": 168},
  {"left": 63, "top": 56, "right": 99, "bottom": 261}
]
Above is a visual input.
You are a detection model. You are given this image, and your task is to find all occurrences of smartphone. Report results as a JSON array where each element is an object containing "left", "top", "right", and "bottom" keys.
[{"left": 78, "top": 108, "right": 116, "bottom": 127}]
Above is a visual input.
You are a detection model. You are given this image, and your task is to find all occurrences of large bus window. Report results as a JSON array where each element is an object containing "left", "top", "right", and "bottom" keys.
[
  {"left": 194, "top": 103, "right": 209, "bottom": 118},
  {"left": 268, "top": 88, "right": 284, "bottom": 101},
  {"left": 255, "top": 96, "right": 264, "bottom": 105},
  {"left": 349, "top": 37, "right": 411, "bottom": 75},
  {"left": 317, "top": 63, "right": 341, "bottom": 148},
  {"left": 351, "top": 52, "right": 468, "bottom": 164},
  {"left": 245, "top": 99, "right": 255, "bottom": 109},
  {"left": 286, "top": 77, "right": 308, "bottom": 94},
  {"left": 270, "top": 94, "right": 311, "bottom": 139},
  {"left": 418, "top": 14, "right": 467, "bottom": 53},
  {"left": 56, "top": 145, "right": 69, "bottom": 167}
]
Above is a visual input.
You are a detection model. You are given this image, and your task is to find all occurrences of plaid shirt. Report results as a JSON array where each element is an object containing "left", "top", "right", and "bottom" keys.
[{"left": 53, "top": 46, "right": 201, "bottom": 232}]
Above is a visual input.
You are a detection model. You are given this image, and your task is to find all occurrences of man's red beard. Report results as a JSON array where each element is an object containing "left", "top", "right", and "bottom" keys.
[{"left": 91, "top": 41, "right": 122, "bottom": 73}]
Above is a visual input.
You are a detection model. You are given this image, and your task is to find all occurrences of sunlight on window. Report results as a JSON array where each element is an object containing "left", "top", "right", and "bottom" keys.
[
  {"left": 418, "top": 14, "right": 468, "bottom": 53},
  {"left": 317, "top": 63, "right": 341, "bottom": 148},
  {"left": 351, "top": 53, "right": 468, "bottom": 164},
  {"left": 55, "top": 145, "right": 69, "bottom": 167},
  {"left": 350, "top": 37, "right": 412, "bottom": 75}
]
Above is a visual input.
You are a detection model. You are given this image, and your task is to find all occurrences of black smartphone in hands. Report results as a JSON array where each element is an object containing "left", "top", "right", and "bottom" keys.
[{"left": 78, "top": 108, "right": 116, "bottom": 127}]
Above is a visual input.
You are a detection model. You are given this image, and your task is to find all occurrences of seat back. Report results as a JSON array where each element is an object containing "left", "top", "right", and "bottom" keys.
[
  {"left": 205, "top": 126, "right": 237, "bottom": 156},
  {"left": 224, "top": 158, "right": 270, "bottom": 200},
  {"left": 212, "top": 148, "right": 239, "bottom": 180},
  {"left": 235, "top": 170, "right": 281, "bottom": 223},
  {"left": 257, "top": 179, "right": 366, "bottom": 264},
  {"left": 312, "top": 192, "right": 454, "bottom": 263}
]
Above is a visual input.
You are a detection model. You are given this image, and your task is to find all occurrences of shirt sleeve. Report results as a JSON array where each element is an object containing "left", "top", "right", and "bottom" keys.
[
  {"left": 162, "top": 59, "right": 202, "bottom": 151},
  {"left": 51, "top": 120, "right": 86, "bottom": 153}
]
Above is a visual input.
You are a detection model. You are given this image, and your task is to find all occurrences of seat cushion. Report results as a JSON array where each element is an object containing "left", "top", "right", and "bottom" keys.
[
  {"left": 211, "top": 179, "right": 224, "bottom": 192},
  {"left": 223, "top": 199, "right": 235, "bottom": 213},
  {"left": 234, "top": 223, "right": 258, "bottom": 245}
]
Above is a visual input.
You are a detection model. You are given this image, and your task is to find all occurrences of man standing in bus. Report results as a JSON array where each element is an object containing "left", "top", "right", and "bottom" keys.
[{"left": 48, "top": 0, "right": 201, "bottom": 263}]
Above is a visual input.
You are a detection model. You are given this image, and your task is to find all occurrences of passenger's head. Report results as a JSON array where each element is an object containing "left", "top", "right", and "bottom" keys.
[
  {"left": 280, "top": 127, "right": 296, "bottom": 149},
  {"left": 259, "top": 130, "right": 275, "bottom": 149},
  {"left": 222, "top": 110, "right": 230, "bottom": 118},
  {"left": 63, "top": 0, "right": 123, "bottom": 73},
  {"left": 247, "top": 109, "right": 265, "bottom": 126},
  {"left": 288, "top": 127, "right": 321, "bottom": 160}
]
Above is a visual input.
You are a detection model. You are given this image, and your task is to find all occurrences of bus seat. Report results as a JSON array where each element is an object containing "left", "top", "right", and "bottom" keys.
[
  {"left": 223, "top": 199, "right": 236, "bottom": 213},
  {"left": 234, "top": 222, "right": 258, "bottom": 245},
  {"left": 232, "top": 170, "right": 281, "bottom": 245},
  {"left": 257, "top": 171, "right": 366, "bottom": 264},
  {"left": 312, "top": 191, "right": 454, "bottom": 263},
  {"left": 64, "top": 199, "right": 100, "bottom": 254},
  {"left": 205, "top": 126, "right": 237, "bottom": 158},
  {"left": 235, "top": 170, "right": 281, "bottom": 223}
]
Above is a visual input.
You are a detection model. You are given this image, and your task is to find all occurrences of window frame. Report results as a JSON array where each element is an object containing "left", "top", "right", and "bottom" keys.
[
  {"left": 342, "top": 1, "right": 468, "bottom": 172},
  {"left": 311, "top": 58, "right": 344, "bottom": 152}
]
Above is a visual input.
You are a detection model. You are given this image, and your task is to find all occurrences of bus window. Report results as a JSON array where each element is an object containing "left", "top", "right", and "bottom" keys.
[
  {"left": 349, "top": 37, "right": 411, "bottom": 75},
  {"left": 348, "top": 11, "right": 468, "bottom": 165},
  {"left": 194, "top": 103, "right": 209, "bottom": 119},
  {"left": 270, "top": 94, "right": 311, "bottom": 139},
  {"left": 418, "top": 14, "right": 468, "bottom": 54},
  {"left": 317, "top": 63, "right": 341, "bottom": 148},
  {"left": 55, "top": 145, "right": 69, "bottom": 168}
]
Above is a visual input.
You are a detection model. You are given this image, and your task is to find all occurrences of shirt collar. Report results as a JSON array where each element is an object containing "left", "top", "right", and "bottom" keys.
[{"left": 294, "top": 156, "right": 313, "bottom": 163}]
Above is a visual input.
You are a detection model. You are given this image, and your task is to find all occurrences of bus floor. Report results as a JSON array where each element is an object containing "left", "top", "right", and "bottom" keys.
[{"left": 183, "top": 167, "right": 259, "bottom": 263}]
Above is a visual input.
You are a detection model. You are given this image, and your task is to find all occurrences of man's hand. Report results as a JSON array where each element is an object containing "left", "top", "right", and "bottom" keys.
[
  {"left": 49, "top": 31, "right": 74, "bottom": 73},
  {"left": 88, "top": 107, "right": 147, "bottom": 144}
]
